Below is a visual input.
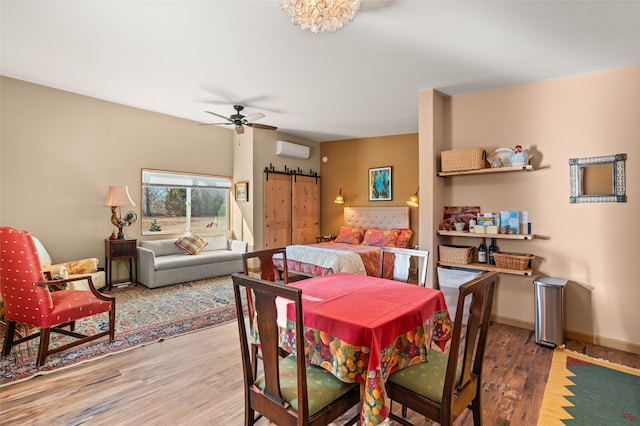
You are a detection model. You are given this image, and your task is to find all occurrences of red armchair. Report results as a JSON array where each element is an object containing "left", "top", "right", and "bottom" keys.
[{"left": 0, "top": 227, "right": 115, "bottom": 367}]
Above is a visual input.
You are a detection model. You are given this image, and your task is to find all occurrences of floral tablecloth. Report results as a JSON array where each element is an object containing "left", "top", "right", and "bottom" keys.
[{"left": 276, "top": 273, "right": 452, "bottom": 426}]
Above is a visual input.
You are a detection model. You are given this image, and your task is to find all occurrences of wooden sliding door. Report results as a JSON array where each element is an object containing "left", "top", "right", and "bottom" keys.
[{"left": 292, "top": 175, "right": 320, "bottom": 245}]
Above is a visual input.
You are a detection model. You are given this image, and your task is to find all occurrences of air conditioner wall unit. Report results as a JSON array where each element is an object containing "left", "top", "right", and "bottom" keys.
[{"left": 276, "top": 140, "right": 310, "bottom": 160}]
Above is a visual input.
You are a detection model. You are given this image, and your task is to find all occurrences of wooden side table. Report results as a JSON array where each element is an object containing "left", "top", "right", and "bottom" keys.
[
  {"left": 105, "top": 239, "right": 137, "bottom": 290},
  {"left": 315, "top": 235, "right": 336, "bottom": 243}
]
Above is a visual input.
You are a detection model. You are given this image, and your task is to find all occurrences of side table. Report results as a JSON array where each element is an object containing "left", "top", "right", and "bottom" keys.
[
  {"left": 315, "top": 234, "right": 336, "bottom": 243},
  {"left": 105, "top": 239, "right": 137, "bottom": 290}
]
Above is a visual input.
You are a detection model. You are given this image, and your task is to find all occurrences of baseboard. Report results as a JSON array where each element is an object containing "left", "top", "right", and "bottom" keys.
[{"left": 492, "top": 315, "right": 640, "bottom": 355}]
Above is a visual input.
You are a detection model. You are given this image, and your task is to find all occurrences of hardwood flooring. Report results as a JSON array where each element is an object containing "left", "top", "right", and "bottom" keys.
[{"left": 1, "top": 321, "right": 638, "bottom": 426}]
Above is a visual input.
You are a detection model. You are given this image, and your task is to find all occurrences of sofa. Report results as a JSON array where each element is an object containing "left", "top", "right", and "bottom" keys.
[{"left": 137, "top": 235, "right": 248, "bottom": 288}]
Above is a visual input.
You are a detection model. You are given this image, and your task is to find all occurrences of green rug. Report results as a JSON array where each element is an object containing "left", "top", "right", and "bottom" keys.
[
  {"left": 1, "top": 275, "right": 237, "bottom": 385},
  {"left": 538, "top": 347, "right": 640, "bottom": 425}
]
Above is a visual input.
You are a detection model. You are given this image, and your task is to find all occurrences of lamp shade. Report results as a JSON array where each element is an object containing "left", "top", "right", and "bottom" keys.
[
  {"left": 103, "top": 186, "right": 136, "bottom": 207},
  {"left": 334, "top": 188, "right": 345, "bottom": 205},
  {"left": 406, "top": 187, "right": 419, "bottom": 207}
]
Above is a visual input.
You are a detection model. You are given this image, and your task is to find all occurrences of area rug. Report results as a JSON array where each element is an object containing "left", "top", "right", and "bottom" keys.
[
  {"left": 538, "top": 346, "right": 640, "bottom": 425},
  {"left": 1, "top": 275, "right": 238, "bottom": 385}
]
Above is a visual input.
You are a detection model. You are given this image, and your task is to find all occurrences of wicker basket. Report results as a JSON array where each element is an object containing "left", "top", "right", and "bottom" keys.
[
  {"left": 441, "top": 148, "right": 487, "bottom": 172},
  {"left": 493, "top": 252, "right": 534, "bottom": 270},
  {"left": 439, "top": 245, "right": 474, "bottom": 265}
]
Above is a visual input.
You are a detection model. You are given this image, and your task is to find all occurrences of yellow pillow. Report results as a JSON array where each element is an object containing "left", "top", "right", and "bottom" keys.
[{"left": 175, "top": 230, "right": 208, "bottom": 255}]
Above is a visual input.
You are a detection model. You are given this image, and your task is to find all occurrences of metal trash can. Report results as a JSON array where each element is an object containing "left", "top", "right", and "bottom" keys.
[{"left": 533, "top": 277, "right": 568, "bottom": 348}]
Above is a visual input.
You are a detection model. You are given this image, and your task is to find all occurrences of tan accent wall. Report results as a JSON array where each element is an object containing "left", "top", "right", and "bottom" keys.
[
  {"left": 425, "top": 65, "right": 640, "bottom": 352},
  {"left": 319, "top": 134, "right": 420, "bottom": 245}
]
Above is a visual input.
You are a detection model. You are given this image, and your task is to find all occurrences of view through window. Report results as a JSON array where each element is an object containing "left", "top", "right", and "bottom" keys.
[{"left": 141, "top": 169, "right": 231, "bottom": 235}]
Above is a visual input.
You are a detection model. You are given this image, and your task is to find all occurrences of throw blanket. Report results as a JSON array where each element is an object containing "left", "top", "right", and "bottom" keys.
[{"left": 285, "top": 245, "right": 367, "bottom": 275}]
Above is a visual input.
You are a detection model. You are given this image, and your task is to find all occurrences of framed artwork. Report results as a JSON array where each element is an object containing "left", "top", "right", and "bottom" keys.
[
  {"left": 368, "top": 166, "right": 392, "bottom": 201},
  {"left": 235, "top": 182, "right": 248, "bottom": 202}
]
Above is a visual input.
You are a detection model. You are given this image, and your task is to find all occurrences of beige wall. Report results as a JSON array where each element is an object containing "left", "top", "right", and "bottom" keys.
[
  {"left": 0, "top": 77, "right": 318, "bottom": 278},
  {"left": 423, "top": 66, "right": 639, "bottom": 352},
  {"left": 319, "top": 134, "right": 420, "bottom": 245}
]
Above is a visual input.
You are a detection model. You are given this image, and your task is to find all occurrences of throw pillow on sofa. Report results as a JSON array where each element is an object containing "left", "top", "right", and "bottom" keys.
[{"left": 175, "top": 230, "right": 208, "bottom": 255}]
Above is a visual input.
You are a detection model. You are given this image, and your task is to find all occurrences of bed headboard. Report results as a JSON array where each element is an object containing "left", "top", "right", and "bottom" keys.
[{"left": 343, "top": 207, "right": 410, "bottom": 230}]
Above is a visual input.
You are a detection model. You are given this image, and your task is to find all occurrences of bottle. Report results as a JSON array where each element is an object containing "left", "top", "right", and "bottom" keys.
[
  {"left": 478, "top": 238, "right": 487, "bottom": 264},
  {"left": 488, "top": 238, "right": 499, "bottom": 265}
]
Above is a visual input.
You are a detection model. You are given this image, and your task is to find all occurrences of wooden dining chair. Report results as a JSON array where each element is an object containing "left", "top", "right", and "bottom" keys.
[
  {"left": 380, "top": 247, "right": 430, "bottom": 286},
  {"left": 386, "top": 271, "right": 497, "bottom": 426},
  {"left": 242, "top": 247, "right": 290, "bottom": 284},
  {"left": 231, "top": 273, "right": 361, "bottom": 426}
]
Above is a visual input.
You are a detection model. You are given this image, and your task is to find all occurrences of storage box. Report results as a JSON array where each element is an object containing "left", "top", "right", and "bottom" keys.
[
  {"left": 499, "top": 210, "right": 520, "bottom": 234},
  {"left": 439, "top": 245, "right": 474, "bottom": 265},
  {"left": 441, "top": 148, "right": 486, "bottom": 172}
]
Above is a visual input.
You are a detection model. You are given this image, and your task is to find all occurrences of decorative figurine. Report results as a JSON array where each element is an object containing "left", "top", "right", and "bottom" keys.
[{"left": 509, "top": 145, "right": 531, "bottom": 167}]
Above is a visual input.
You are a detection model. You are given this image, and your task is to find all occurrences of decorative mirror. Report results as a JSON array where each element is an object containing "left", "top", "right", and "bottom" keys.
[{"left": 569, "top": 154, "right": 627, "bottom": 203}]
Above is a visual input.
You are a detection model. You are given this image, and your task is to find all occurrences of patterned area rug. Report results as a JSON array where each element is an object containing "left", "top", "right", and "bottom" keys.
[
  {"left": 538, "top": 346, "right": 640, "bottom": 425},
  {"left": 1, "top": 275, "right": 237, "bottom": 385}
]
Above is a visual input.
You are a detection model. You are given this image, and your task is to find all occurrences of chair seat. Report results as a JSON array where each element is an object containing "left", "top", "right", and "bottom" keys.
[
  {"left": 255, "top": 354, "right": 359, "bottom": 416},
  {"left": 41, "top": 290, "right": 113, "bottom": 328},
  {"left": 388, "top": 348, "right": 461, "bottom": 403}
]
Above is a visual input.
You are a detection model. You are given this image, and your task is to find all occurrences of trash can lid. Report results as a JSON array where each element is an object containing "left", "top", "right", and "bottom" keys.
[{"left": 534, "top": 277, "right": 568, "bottom": 288}]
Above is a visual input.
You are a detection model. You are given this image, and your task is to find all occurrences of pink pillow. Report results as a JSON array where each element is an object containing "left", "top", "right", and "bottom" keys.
[
  {"left": 361, "top": 228, "right": 400, "bottom": 247},
  {"left": 395, "top": 228, "right": 413, "bottom": 248},
  {"left": 334, "top": 226, "right": 365, "bottom": 244}
]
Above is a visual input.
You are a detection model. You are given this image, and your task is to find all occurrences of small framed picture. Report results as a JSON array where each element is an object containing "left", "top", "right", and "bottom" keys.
[
  {"left": 368, "top": 166, "right": 392, "bottom": 201},
  {"left": 235, "top": 182, "right": 248, "bottom": 202}
]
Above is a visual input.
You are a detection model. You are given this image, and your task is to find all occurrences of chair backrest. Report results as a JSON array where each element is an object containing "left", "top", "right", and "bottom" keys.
[
  {"left": 242, "top": 247, "right": 289, "bottom": 284},
  {"left": 231, "top": 273, "right": 312, "bottom": 424},
  {"left": 380, "top": 246, "right": 430, "bottom": 286},
  {"left": 0, "top": 227, "right": 54, "bottom": 326},
  {"left": 443, "top": 271, "right": 497, "bottom": 414}
]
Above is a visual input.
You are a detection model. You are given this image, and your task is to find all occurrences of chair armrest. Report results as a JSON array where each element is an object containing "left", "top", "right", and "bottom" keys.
[
  {"left": 229, "top": 239, "right": 248, "bottom": 253},
  {"left": 41, "top": 276, "right": 114, "bottom": 302}
]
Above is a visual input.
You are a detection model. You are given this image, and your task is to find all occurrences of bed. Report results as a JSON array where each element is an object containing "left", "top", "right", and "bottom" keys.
[{"left": 278, "top": 207, "right": 414, "bottom": 278}]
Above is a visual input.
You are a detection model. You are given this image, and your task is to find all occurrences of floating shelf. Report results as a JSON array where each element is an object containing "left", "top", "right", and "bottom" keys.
[
  {"left": 438, "top": 230, "right": 535, "bottom": 240},
  {"left": 437, "top": 261, "right": 533, "bottom": 276},
  {"left": 438, "top": 165, "right": 533, "bottom": 177}
]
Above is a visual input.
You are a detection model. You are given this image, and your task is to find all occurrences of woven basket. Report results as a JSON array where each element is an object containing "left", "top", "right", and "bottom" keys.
[
  {"left": 439, "top": 245, "right": 474, "bottom": 265},
  {"left": 493, "top": 252, "right": 534, "bottom": 270},
  {"left": 441, "top": 148, "right": 487, "bottom": 172}
]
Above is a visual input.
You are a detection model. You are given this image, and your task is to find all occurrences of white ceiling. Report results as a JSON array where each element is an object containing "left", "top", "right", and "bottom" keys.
[{"left": 2, "top": 1, "right": 639, "bottom": 142}]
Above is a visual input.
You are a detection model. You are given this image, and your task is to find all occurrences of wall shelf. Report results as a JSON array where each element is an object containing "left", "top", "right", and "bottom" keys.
[
  {"left": 438, "top": 165, "right": 533, "bottom": 177},
  {"left": 438, "top": 230, "right": 535, "bottom": 240},
  {"left": 437, "top": 261, "right": 533, "bottom": 276}
]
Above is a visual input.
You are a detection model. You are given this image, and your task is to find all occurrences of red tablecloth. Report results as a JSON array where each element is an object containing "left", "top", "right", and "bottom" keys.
[{"left": 279, "top": 272, "right": 452, "bottom": 425}]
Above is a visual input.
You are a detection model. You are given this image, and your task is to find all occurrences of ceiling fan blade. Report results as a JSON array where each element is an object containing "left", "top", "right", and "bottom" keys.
[
  {"left": 243, "top": 112, "right": 265, "bottom": 123},
  {"left": 250, "top": 123, "right": 278, "bottom": 131},
  {"left": 205, "top": 111, "right": 232, "bottom": 122},
  {"left": 199, "top": 122, "right": 233, "bottom": 126},
  {"left": 235, "top": 125, "right": 245, "bottom": 135}
]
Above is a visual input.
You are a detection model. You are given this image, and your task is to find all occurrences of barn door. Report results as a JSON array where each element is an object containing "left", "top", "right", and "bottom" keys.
[
  {"left": 292, "top": 175, "right": 320, "bottom": 245},
  {"left": 263, "top": 172, "right": 292, "bottom": 249}
]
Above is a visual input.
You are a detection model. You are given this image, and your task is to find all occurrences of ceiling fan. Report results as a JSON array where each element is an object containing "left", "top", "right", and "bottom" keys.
[{"left": 202, "top": 104, "right": 278, "bottom": 134}]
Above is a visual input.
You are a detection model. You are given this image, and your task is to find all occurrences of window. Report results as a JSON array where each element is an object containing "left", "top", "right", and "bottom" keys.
[{"left": 141, "top": 169, "right": 231, "bottom": 235}]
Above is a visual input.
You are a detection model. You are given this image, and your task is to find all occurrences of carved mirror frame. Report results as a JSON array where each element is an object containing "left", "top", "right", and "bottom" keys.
[{"left": 569, "top": 153, "right": 627, "bottom": 203}]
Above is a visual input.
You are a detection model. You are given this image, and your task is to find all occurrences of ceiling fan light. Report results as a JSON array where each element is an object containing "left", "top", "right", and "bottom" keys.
[{"left": 281, "top": 0, "right": 360, "bottom": 34}]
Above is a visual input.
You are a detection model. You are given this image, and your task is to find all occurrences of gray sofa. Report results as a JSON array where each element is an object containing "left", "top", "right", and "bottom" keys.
[{"left": 137, "top": 236, "right": 248, "bottom": 288}]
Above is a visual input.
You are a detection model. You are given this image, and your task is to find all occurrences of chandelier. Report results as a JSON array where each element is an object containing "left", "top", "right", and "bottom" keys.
[{"left": 281, "top": 0, "right": 361, "bottom": 34}]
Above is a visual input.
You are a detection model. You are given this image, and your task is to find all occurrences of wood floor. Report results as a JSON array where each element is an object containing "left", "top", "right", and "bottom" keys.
[{"left": 1, "top": 321, "right": 638, "bottom": 426}]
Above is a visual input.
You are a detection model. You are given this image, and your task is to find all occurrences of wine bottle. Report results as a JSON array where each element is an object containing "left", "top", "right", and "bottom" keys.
[
  {"left": 489, "top": 238, "right": 499, "bottom": 265},
  {"left": 478, "top": 238, "right": 487, "bottom": 264}
]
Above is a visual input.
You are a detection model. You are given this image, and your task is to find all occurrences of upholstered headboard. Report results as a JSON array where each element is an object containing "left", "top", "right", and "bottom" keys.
[{"left": 343, "top": 207, "right": 410, "bottom": 230}]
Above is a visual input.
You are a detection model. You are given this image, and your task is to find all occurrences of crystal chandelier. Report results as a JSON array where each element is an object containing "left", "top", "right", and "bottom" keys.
[{"left": 281, "top": 0, "right": 361, "bottom": 34}]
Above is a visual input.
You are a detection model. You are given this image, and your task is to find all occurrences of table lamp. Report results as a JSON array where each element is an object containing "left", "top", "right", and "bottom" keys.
[{"left": 103, "top": 186, "right": 136, "bottom": 239}]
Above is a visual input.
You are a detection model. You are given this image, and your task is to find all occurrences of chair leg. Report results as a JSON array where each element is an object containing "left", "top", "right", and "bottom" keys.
[
  {"left": 2, "top": 320, "right": 17, "bottom": 356},
  {"left": 36, "top": 328, "right": 51, "bottom": 368},
  {"left": 471, "top": 395, "right": 482, "bottom": 426},
  {"left": 109, "top": 303, "right": 116, "bottom": 340}
]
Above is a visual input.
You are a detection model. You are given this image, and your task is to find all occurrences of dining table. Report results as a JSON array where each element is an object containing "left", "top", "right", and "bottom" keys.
[{"left": 275, "top": 272, "right": 452, "bottom": 426}]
